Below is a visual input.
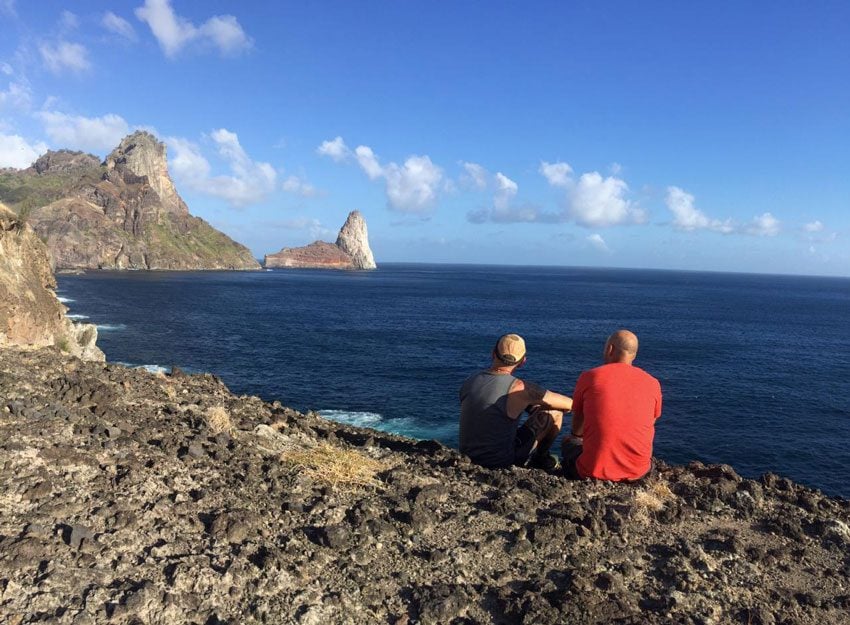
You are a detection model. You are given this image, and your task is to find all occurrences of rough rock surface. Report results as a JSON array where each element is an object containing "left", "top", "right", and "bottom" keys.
[
  {"left": 1, "top": 347, "right": 848, "bottom": 624},
  {"left": 0, "top": 132, "right": 260, "bottom": 271},
  {"left": 336, "top": 210, "right": 376, "bottom": 270},
  {"left": 265, "top": 211, "right": 376, "bottom": 270},
  {"left": 0, "top": 203, "right": 102, "bottom": 361},
  {"left": 264, "top": 241, "right": 356, "bottom": 269}
]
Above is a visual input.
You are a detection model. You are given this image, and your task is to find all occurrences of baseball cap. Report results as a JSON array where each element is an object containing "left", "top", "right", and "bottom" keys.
[{"left": 495, "top": 334, "right": 526, "bottom": 365}]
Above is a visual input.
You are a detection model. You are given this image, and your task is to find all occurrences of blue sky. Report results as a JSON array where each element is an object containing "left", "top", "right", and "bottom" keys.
[{"left": 1, "top": 1, "right": 848, "bottom": 275}]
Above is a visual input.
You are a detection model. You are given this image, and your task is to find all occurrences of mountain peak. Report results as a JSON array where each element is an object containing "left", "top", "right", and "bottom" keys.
[{"left": 105, "top": 131, "right": 182, "bottom": 212}]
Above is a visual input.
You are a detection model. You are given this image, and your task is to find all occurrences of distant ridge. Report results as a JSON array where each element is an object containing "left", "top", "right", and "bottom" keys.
[{"left": 0, "top": 131, "right": 260, "bottom": 271}]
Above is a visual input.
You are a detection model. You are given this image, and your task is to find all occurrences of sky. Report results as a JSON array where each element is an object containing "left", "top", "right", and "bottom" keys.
[{"left": 0, "top": 1, "right": 848, "bottom": 276}]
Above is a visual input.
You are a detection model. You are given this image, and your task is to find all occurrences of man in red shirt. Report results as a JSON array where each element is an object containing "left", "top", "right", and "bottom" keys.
[{"left": 562, "top": 329, "right": 662, "bottom": 481}]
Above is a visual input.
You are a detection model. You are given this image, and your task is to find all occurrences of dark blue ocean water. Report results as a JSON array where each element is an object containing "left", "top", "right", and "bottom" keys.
[{"left": 57, "top": 264, "right": 850, "bottom": 497}]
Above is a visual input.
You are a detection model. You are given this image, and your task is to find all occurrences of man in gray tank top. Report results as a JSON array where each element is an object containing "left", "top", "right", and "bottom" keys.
[{"left": 459, "top": 334, "right": 573, "bottom": 470}]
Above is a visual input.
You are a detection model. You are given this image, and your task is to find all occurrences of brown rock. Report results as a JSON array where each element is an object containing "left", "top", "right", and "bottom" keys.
[{"left": 0, "top": 131, "right": 260, "bottom": 271}]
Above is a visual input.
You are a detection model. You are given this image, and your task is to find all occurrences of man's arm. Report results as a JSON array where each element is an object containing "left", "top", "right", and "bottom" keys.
[{"left": 506, "top": 379, "right": 572, "bottom": 418}]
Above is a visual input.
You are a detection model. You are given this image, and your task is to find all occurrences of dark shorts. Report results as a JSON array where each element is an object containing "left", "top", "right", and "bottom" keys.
[
  {"left": 512, "top": 409, "right": 554, "bottom": 465},
  {"left": 561, "top": 437, "right": 657, "bottom": 482}
]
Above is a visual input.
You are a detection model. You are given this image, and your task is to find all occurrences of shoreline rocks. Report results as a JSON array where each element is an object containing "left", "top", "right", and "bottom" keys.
[{"left": 1, "top": 346, "right": 847, "bottom": 624}]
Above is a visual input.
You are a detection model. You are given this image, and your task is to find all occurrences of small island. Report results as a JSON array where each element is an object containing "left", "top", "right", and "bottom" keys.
[{"left": 264, "top": 210, "right": 377, "bottom": 270}]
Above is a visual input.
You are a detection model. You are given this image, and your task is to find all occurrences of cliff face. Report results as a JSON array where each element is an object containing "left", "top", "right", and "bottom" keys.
[
  {"left": 336, "top": 210, "right": 377, "bottom": 270},
  {"left": 0, "top": 202, "right": 103, "bottom": 360},
  {"left": 264, "top": 210, "right": 377, "bottom": 270},
  {"left": 0, "top": 132, "right": 260, "bottom": 271}
]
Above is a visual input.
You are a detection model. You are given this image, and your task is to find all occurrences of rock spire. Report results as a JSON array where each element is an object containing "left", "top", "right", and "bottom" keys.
[{"left": 336, "top": 210, "right": 377, "bottom": 270}]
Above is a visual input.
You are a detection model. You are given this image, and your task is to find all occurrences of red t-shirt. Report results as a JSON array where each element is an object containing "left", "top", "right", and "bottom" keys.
[{"left": 573, "top": 362, "right": 662, "bottom": 481}]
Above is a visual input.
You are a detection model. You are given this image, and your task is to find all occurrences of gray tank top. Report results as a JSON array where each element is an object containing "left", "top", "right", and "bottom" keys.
[{"left": 459, "top": 371, "right": 519, "bottom": 468}]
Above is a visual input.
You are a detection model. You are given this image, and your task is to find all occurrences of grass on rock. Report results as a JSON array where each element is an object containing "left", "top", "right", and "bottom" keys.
[{"left": 280, "top": 442, "right": 387, "bottom": 491}]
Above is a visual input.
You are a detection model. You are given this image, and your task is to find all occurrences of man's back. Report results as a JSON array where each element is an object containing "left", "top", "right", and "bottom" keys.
[
  {"left": 574, "top": 362, "right": 662, "bottom": 480},
  {"left": 459, "top": 370, "right": 518, "bottom": 468}
]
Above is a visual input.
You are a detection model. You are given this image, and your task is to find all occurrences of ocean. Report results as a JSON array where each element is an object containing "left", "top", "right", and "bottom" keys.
[{"left": 57, "top": 264, "right": 850, "bottom": 498}]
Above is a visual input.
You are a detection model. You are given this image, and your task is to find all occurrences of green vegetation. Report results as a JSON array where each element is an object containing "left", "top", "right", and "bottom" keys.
[
  {"left": 0, "top": 166, "right": 106, "bottom": 217},
  {"left": 55, "top": 337, "right": 70, "bottom": 353}
]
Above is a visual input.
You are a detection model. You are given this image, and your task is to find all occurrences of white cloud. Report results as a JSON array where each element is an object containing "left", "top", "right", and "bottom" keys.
[
  {"left": 282, "top": 175, "right": 317, "bottom": 197},
  {"left": 354, "top": 145, "right": 383, "bottom": 180},
  {"left": 493, "top": 172, "right": 517, "bottom": 210},
  {"left": 0, "top": 0, "right": 15, "bottom": 16},
  {"left": 135, "top": 0, "right": 252, "bottom": 57},
  {"left": 166, "top": 136, "right": 211, "bottom": 183},
  {"left": 539, "top": 161, "right": 573, "bottom": 188},
  {"left": 323, "top": 137, "right": 445, "bottom": 213},
  {"left": 0, "top": 133, "right": 48, "bottom": 168},
  {"left": 568, "top": 172, "right": 644, "bottom": 227},
  {"left": 263, "top": 217, "right": 333, "bottom": 241},
  {"left": 382, "top": 155, "right": 443, "bottom": 213},
  {"left": 464, "top": 163, "right": 556, "bottom": 224},
  {"left": 37, "top": 111, "right": 129, "bottom": 153},
  {"left": 586, "top": 233, "right": 611, "bottom": 253},
  {"left": 0, "top": 81, "right": 31, "bottom": 110},
  {"left": 167, "top": 129, "right": 276, "bottom": 207},
  {"left": 102, "top": 12, "right": 137, "bottom": 40},
  {"left": 0, "top": 63, "right": 12, "bottom": 75},
  {"left": 39, "top": 41, "right": 90, "bottom": 73},
  {"left": 60, "top": 10, "right": 79, "bottom": 31},
  {"left": 316, "top": 136, "right": 350, "bottom": 162},
  {"left": 199, "top": 15, "right": 251, "bottom": 55},
  {"left": 803, "top": 220, "right": 824, "bottom": 233},
  {"left": 460, "top": 161, "right": 488, "bottom": 190},
  {"left": 746, "top": 212, "right": 780, "bottom": 237},
  {"left": 665, "top": 186, "right": 734, "bottom": 234}
]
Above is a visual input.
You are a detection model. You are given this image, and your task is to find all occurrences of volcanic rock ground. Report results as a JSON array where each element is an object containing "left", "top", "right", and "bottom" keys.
[{"left": 1, "top": 348, "right": 848, "bottom": 624}]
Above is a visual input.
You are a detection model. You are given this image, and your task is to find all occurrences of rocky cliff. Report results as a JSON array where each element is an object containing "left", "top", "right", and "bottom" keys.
[
  {"left": 0, "top": 347, "right": 848, "bottom": 624},
  {"left": 0, "top": 202, "right": 103, "bottom": 360},
  {"left": 264, "top": 210, "right": 377, "bottom": 270},
  {"left": 336, "top": 210, "right": 377, "bottom": 270},
  {"left": 0, "top": 132, "right": 260, "bottom": 271}
]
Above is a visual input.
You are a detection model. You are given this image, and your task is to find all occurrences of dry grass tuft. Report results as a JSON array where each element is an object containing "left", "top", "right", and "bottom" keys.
[
  {"left": 633, "top": 481, "right": 676, "bottom": 518},
  {"left": 280, "top": 442, "right": 387, "bottom": 491},
  {"left": 205, "top": 405, "right": 233, "bottom": 435}
]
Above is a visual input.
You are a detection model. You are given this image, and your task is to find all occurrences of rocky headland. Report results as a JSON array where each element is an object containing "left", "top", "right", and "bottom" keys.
[
  {"left": 0, "top": 346, "right": 848, "bottom": 624},
  {"left": 0, "top": 132, "right": 260, "bottom": 271},
  {"left": 265, "top": 211, "right": 376, "bottom": 270}
]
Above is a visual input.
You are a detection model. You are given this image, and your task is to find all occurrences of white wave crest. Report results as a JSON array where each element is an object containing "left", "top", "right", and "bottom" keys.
[
  {"left": 317, "top": 410, "right": 384, "bottom": 428},
  {"left": 96, "top": 324, "right": 126, "bottom": 332},
  {"left": 66, "top": 314, "right": 89, "bottom": 320},
  {"left": 57, "top": 296, "right": 74, "bottom": 303},
  {"left": 317, "top": 409, "right": 454, "bottom": 442}
]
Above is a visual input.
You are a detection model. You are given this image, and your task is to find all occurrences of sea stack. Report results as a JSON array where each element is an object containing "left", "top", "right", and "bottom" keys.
[
  {"left": 264, "top": 211, "right": 377, "bottom": 270},
  {"left": 0, "top": 202, "right": 103, "bottom": 360},
  {"left": 336, "top": 210, "right": 377, "bottom": 270},
  {"left": 0, "top": 131, "right": 261, "bottom": 271}
]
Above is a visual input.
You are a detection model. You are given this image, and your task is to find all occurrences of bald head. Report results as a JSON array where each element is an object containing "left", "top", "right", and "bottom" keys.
[{"left": 604, "top": 329, "right": 639, "bottom": 364}]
